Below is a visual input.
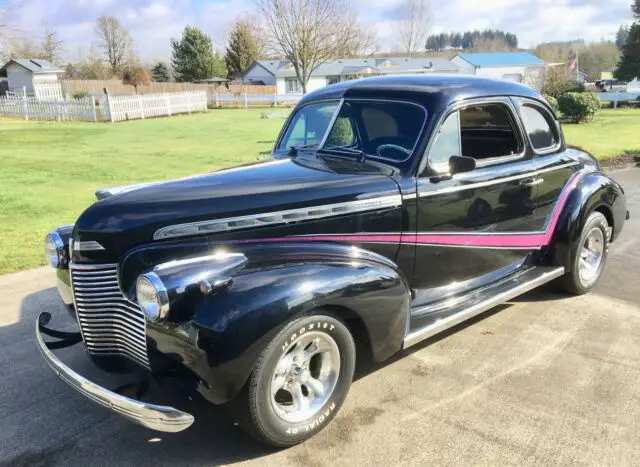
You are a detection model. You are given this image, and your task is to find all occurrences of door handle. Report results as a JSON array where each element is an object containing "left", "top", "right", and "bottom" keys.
[{"left": 520, "top": 177, "right": 544, "bottom": 187}]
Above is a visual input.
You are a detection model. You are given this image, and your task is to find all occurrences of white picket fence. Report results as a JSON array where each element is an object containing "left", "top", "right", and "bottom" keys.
[
  {"left": 101, "top": 91, "right": 207, "bottom": 122},
  {"left": 33, "top": 80, "right": 64, "bottom": 100},
  {"left": 0, "top": 95, "right": 97, "bottom": 121},
  {"left": 208, "top": 93, "right": 302, "bottom": 108}
]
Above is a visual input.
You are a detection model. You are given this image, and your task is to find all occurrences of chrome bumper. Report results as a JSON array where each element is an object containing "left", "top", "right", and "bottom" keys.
[{"left": 35, "top": 312, "right": 194, "bottom": 433}]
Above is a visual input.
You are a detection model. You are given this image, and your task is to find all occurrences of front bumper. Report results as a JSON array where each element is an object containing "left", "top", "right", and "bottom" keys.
[{"left": 36, "top": 312, "right": 194, "bottom": 433}]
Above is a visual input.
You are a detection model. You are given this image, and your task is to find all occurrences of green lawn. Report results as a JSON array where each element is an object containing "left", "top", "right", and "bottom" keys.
[
  {"left": 561, "top": 108, "right": 640, "bottom": 158},
  {"left": 0, "top": 110, "right": 283, "bottom": 274},
  {"left": 1, "top": 107, "right": 638, "bottom": 274}
]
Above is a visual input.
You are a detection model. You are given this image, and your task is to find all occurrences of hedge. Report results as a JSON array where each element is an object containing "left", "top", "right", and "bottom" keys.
[
  {"left": 543, "top": 94, "right": 559, "bottom": 113},
  {"left": 557, "top": 92, "right": 601, "bottom": 123}
]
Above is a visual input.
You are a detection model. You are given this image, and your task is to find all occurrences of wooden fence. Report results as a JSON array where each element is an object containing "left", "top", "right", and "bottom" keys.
[
  {"left": 61, "top": 79, "right": 275, "bottom": 96},
  {"left": 0, "top": 95, "right": 96, "bottom": 121},
  {"left": 101, "top": 91, "right": 207, "bottom": 122}
]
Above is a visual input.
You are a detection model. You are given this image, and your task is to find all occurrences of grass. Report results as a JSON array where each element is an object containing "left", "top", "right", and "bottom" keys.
[
  {"left": 1, "top": 107, "right": 639, "bottom": 274},
  {"left": 0, "top": 110, "right": 284, "bottom": 274},
  {"left": 561, "top": 108, "right": 640, "bottom": 158}
]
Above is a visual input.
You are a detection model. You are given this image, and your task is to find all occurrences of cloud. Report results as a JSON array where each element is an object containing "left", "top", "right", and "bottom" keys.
[{"left": 2, "top": 0, "right": 635, "bottom": 62}]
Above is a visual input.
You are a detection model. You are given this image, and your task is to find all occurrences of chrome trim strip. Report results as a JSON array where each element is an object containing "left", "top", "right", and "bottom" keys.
[
  {"left": 95, "top": 182, "right": 159, "bottom": 201},
  {"left": 418, "top": 161, "right": 579, "bottom": 198},
  {"left": 73, "top": 241, "right": 105, "bottom": 252},
  {"left": 403, "top": 266, "right": 565, "bottom": 348},
  {"left": 153, "top": 195, "right": 403, "bottom": 241},
  {"left": 36, "top": 313, "right": 194, "bottom": 433}
]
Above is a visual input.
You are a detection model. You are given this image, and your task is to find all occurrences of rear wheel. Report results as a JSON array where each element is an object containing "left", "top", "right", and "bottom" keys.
[
  {"left": 556, "top": 211, "right": 609, "bottom": 294},
  {"left": 236, "top": 311, "right": 356, "bottom": 447}
]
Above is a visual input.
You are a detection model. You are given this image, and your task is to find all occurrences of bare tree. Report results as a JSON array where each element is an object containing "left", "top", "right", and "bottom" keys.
[
  {"left": 95, "top": 16, "right": 132, "bottom": 76},
  {"left": 41, "top": 26, "right": 63, "bottom": 63},
  {"left": 397, "top": 0, "right": 431, "bottom": 55},
  {"left": 255, "top": 0, "right": 367, "bottom": 93}
]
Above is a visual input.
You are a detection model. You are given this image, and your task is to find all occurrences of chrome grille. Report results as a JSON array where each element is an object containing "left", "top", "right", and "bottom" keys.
[{"left": 70, "top": 263, "right": 150, "bottom": 369}]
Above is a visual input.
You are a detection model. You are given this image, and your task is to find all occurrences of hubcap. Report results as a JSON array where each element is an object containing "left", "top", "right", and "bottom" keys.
[
  {"left": 578, "top": 227, "right": 604, "bottom": 285},
  {"left": 270, "top": 331, "right": 340, "bottom": 424}
]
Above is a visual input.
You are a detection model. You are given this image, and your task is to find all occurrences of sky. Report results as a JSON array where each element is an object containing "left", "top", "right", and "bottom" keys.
[{"left": 1, "top": 0, "right": 636, "bottom": 62}]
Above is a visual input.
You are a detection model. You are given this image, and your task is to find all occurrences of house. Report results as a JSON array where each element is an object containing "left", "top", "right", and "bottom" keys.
[
  {"left": 451, "top": 52, "right": 545, "bottom": 86},
  {"left": 240, "top": 57, "right": 460, "bottom": 94},
  {"left": 0, "top": 58, "right": 64, "bottom": 98}
]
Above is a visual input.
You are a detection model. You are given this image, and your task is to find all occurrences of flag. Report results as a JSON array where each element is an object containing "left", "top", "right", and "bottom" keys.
[{"left": 568, "top": 51, "right": 577, "bottom": 70}]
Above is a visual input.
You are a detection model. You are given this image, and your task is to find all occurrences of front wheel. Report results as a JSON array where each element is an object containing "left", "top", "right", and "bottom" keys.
[
  {"left": 555, "top": 211, "right": 609, "bottom": 295},
  {"left": 237, "top": 311, "right": 356, "bottom": 447}
]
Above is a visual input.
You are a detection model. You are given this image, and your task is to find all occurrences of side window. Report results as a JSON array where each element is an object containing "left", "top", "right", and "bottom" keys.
[
  {"left": 277, "top": 101, "right": 339, "bottom": 150},
  {"left": 520, "top": 105, "right": 559, "bottom": 151},
  {"left": 428, "top": 112, "right": 461, "bottom": 172},
  {"left": 459, "top": 103, "right": 521, "bottom": 162},
  {"left": 324, "top": 115, "right": 356, "bottom": 148}
]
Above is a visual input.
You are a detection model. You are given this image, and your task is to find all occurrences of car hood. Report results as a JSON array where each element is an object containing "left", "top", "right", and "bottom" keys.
[{"left": 73, "top": 156, "right": 400, "bottom": 258}]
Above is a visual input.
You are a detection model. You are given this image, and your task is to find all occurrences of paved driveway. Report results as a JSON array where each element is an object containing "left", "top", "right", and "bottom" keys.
[{"left": 1, "top": 168, "right": 639, "bottom": 466}]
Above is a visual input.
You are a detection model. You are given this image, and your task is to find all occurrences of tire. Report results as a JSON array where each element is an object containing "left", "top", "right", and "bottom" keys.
[
  {"left": 555, "top": 211, "right": 609, "bottom": 295},
  {"left": 236, "top": 311, "right": 356, "bottom": 447}
]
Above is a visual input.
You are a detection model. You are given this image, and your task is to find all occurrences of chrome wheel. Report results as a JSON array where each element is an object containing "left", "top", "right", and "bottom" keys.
[
  {"left": 578, "top": 227, "right": 604, "bottom": 285},
  {"left": 270, "top": 331, "right": 340, "bottom": 424}
]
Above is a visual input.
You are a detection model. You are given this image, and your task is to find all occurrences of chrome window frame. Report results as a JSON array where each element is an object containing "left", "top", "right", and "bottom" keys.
[
  {"left": 419, "top": 96, "right": 529, "bottom": 177},
  {"left": 513, "top": 97, "right": 562, "bottom": 155},
  {"left": 319, "top": 98, "right": 429, "bottom": 165}
]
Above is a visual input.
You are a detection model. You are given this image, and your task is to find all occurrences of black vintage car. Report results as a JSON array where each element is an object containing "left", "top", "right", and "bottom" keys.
[{"left": 39, "top": 75, "right": 628, "bottom": 447}]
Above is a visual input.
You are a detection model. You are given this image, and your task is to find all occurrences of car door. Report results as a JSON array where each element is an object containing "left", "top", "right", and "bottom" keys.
[{"left": 410, "top": 97, "right": 541, "bottom": 317}]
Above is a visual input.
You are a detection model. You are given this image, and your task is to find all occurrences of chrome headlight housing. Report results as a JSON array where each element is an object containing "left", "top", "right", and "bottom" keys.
[
  {"left": 44, "top": 231, "right": 65, "bottom": 268},
  {"left": 136, "top": 272, "right": 170, "bottom": 322}
]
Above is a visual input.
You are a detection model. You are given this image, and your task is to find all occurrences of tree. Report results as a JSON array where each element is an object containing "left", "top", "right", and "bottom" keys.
[
  {"left": 255, "top": 0, "right": 367, "bottom": 94},
  {"left": 425, "top": 29, "right": 518, "bottom": 52},
  {"left": 95, "top": 16, "right": 133, "bottom": 75},
  {"left": 40, "top": 26, "right": 63, "bottom": 63},
  {"left": 122, "top": 65, "right": 151, "bottom": 93},
  {"left": 616, "top": 25, "right": 630, "bottom": 50},
  {"left": 579, "top": 41, "right": 620, "bottom": 81},
  {"left": 171, "top": 26, "right": 221, "bottom": 82},
  {"left": 615, "top": 0, "right": 640, "bottom": 81},
  {"left": 397, "top": 0, "right": 431, "bottom": 55},
  {"left": 224, "top": 19, "right": 262, "bottom": 79},
  {"left": 542, "top": 65, "right": 578, "bottom": 98},
  {"left": 151, "top": 62, "right": 171, "bottom": 82}
]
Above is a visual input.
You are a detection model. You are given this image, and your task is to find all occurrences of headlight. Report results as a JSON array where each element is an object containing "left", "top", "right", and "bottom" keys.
[
  {"left": 44, "top": 232, "right": 65, "bottom": 268},
  {"left": 136, "top": 273, "right": 169, "bottom": 321}
]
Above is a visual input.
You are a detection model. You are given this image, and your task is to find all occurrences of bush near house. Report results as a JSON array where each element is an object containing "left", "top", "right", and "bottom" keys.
[
  {"left": 544, "top": 94, "right": 559, "bottom": 113},
  {"left": 558, "top": 92, "right": 601, "bottom": 123}
]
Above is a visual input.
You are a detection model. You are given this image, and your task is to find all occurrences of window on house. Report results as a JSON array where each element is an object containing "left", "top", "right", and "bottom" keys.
[
  {"left": 327, "top": 76, "right": 341, "bottom": 85},
  {"left": 520, "top": 105, "right": 559, "bottom": 150},
  {"left": 285, "top": 77, "right": 301, "bottom": 93}
]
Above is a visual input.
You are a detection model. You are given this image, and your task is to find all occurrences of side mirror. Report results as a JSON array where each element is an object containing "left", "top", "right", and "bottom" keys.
[{"left": 449, "top": 155, "right": 476, "bottom": 175}]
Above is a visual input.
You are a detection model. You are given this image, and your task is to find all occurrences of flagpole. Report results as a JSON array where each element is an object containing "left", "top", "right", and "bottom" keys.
[{"left": 576, "top": 50, "right": 579, "bottom": 82}]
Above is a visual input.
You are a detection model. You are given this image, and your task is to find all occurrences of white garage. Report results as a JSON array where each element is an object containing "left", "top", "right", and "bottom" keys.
[{"left": 451, "top": 52, "right": 546, "bottom": 89}]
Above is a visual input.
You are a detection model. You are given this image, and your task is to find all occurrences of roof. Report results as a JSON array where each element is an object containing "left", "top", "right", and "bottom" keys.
[
  {"left": 298, "top": 74, "right": 543, "bottom": 108},
  {"left": 0, "top": 58, "right": 64, "bottom": 74},
  {"left": 454, "top": 52, "right": 545, "bottom": 68},
  {"left": 250, "top": 57, "right": 459, "bottom": 78}
]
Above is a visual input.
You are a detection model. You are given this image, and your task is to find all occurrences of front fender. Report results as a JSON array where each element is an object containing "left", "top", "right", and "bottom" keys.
[
  {"left": 140, "top": 242, "right": 410, "bottom": 404},
  {"left": 548, "top": 171, "right": 627, "bottom": 270}
]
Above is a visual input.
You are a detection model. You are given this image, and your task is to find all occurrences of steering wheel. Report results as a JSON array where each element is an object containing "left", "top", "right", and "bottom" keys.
[{"left": 376, "top": 144, "right": 412, "bottom": 158}]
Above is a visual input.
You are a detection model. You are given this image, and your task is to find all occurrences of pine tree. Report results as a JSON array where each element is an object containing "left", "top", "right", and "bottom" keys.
[
  {"left": 615, "top": 0, "right": 640, "bottom": 81},
  {"left": 171, "top": 26, "right": 220, "bottom": 82},
  {"left": 224, "top": 20, "right": 261, "bottom": 79},
  {"left": 151, "top": 62, "right": 170, "bottom": 82}
]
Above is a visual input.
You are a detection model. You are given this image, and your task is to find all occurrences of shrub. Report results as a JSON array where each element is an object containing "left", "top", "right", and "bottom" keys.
[
  {"left": 557, "top": 92, "right": 601, "bottom": 123},
  {"left": 72, "top": 91, "right": 90, "bottom": 99},
  {"left": 543, "top": 94, "right": 559, "bottom": 113}
]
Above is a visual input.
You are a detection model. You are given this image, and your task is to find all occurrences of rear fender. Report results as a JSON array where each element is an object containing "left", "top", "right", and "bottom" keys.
[{"left": 547, "top": 171, "right": 627, "bottom": 270}]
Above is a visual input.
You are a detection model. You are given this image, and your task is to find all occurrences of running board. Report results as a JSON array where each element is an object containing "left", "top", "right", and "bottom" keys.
[{"left": 403, "top": 266, "right": 565, "bottom": 349}]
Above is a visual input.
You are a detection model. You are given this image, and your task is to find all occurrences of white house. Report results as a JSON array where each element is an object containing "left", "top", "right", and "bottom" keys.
[
  {"left": 240, "top": 57, "right": 460, "bottom": 95},
  {"left": 451, "top": 52, "right": 546, "bottom": 87},
  {"left": 0, "top": 59, "right": 64, "bottom": 99}
]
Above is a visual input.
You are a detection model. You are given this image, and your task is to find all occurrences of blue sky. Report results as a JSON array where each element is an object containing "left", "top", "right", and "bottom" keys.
[{"left": 1, "top": 0, "right": 636, "bottom": 62}]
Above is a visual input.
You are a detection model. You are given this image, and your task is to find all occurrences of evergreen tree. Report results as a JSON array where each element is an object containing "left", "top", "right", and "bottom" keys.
[
  {"left": 615, "top": 0, "right": 640, "bottom": 81},
  {"left": 171, "top": 26, "right": 220, "bottom": 82},
  {"left": 151, "top": 62, "right": 170, "bottom": 82},
  {"left": 224, "top": 20, "right": 261, "bottom": 79},
  {"left": 616, "top": 25, "right": 630, "bottom": 50}
]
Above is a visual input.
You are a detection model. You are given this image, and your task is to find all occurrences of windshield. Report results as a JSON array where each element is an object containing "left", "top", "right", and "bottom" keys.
[
  {"left": 277, "top": 101, "right": 340, "bottom": 151},
  {"left": 322, "top": 100, "right": 427, "bottom": 163}
]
